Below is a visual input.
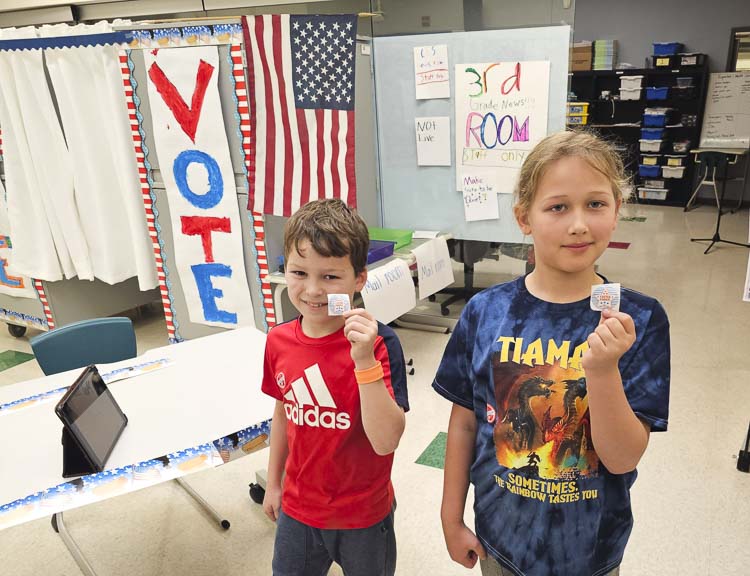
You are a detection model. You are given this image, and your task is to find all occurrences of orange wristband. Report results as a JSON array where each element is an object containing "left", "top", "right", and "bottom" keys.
[{"left": 354, "top": 361, "right": 384, "bottom": 385}]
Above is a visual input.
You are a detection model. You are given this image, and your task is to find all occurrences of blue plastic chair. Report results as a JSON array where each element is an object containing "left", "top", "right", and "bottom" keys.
[{"left": 30, "top": 317, "right": 137, "bottom": 376}]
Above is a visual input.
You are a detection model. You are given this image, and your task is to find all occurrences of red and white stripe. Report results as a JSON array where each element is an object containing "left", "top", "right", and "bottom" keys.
[
  {"left": 243, "top": 15, "right": 356, "bottom": 217},
  {"left": 231, "top": 43, "right": 276, "bottom": 328},
  {"left": 33, "top": 279, "right": 54, "bottom": 330},
  {"left": 119, "top": 51, "right": 177, "bottom": 341}
]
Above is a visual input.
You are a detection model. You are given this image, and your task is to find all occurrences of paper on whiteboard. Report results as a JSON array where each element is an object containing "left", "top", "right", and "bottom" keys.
[
  {"left": 415, "top": 116, "right": 451, "bottom": 166},
  {"left": 700, "top": 72, "right": 750, "bottom": 148},
  {"left": 412, "top": 237, "right": 454, "bottom": 300},
  {"left": 361, "top": 259, "right": 416, "bottom": 324},
  {"left": 455, "top": 61, "right": 550, "bottom": 191},
  {"left": 462, "top": 171, "right": 500, "bottom": 222},
  {"left": 414, "top": 45, "right": 450, "bottom": 99}
]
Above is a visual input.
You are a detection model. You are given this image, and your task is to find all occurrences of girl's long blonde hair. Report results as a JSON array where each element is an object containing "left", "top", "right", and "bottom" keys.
[{"left": 514, "top": 130, "right": 630, "bottom": 214}]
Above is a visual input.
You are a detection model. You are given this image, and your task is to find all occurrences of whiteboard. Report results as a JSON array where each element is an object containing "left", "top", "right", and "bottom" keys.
[
  {"left": 699, "top": 72, "right": 750, "bottom": 148},
  {"left": 372, "top": 26, "right": 570, "bottom": 242}
]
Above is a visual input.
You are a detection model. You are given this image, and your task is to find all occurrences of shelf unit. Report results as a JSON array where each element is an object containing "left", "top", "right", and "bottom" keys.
[{"left": 569, "top": 64, "right": 709, "bottom": 207}]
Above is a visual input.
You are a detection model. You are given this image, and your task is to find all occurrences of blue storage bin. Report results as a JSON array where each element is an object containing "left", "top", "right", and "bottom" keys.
[
  {"left": 646, "top": 86, "right": 669, "bottom": 100},
  {"left": 367, "top": 240, "right": 396, "bottom": 264},
  {"left": 641, "top": 127, "right": 665, "bottom": 140},
  {"left": 643, "top": 114, "right": 667, "bottom": 127},
  {"left": 639, "top": 164, "right": 661, "bottom": 178},
  {"left": 653, "top": 42, "right": 683, "bottom": 56}
]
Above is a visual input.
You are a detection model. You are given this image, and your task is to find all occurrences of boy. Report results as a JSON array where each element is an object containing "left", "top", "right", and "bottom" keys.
[{"left": 261, "top": 199, "right": 409, "bottom": 576}]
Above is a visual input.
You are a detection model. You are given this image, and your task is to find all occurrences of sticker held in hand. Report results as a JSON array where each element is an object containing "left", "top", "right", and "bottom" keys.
[
  {"left": 590, "top": 283, "right": 621, "bottom": 312},
  {"left": 328, "top": 293, "right": 351, "bottom": 316}
]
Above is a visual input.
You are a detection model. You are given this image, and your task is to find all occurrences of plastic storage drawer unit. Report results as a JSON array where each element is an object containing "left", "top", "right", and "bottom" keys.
[
  {"left": 640, "top": 154, "right": 662, "bottom": 166},
  {"left": 638, "top": 187, "right": 668, "bottom": 201},
  {"left": 653, "top": 42, "right": 683, "bottom": 55},
  {"left": 665, "top": 155, "right": 687, "bottom": 167},
  {"left": 566, "top": 114, "right": 589, "bottom": 125},
  {"left": 620, "top": 88, "right": 641, "bottom": 101},
  {"left": 620, "top": 75, "right": 643, "bottom": 89},
  {"left": 366, "top": 240, "right": 396, "bottom": 265},
  {"left": 646, "top": 86, "right": 669, "bottom": 100},
  {"left": 639, "top": 139, "right": 665, "bottom": 153},
  {"left": 639, "top": 164, "right": 661, "bottom": 178},
  {"left": 369, "top": 228, "right": 413, "bottom": 250},
  {"left": 641, "top": 127, "right": 665, "bottom": 140},
  {"left": 662, "top": 166, "right": 686, "bottom": 178},
  {"left": 567, "top": 102, "right": 590, "bottom": 115}
]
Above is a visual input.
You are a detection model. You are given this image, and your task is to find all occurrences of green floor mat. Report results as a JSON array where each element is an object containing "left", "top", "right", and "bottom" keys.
[
  {"left": 416, "top": 432, "right": 448, "bottom": 470},
  {"left": 620, "top": 216, "right": 647, "bottom": 222},
  {"left": 0, "top": 350, "right": 35, "bottom": 372}
]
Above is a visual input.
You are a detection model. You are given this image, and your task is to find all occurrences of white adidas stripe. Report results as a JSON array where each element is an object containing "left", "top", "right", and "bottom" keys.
[{"left": 304, "top": 365, "right": 336, "bottom": 408}]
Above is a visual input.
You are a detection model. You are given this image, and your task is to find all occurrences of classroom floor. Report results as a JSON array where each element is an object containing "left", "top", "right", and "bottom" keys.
[{"left": 1, "top": 203, "right": 749, "bottom": 576}]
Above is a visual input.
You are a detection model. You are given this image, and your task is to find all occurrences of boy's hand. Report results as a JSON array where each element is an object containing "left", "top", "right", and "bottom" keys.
[
  {"left": 262, "top": 484, "right": 282, "bottom": 522},
  {"left": 582, "top": 309, "right": 636, "bottom": 374},
  {"left": 343, "top": 308, "right": 378, "bottom": 369},
  {"left": 443, "top": 521, "right": 486, "bottom": 568}
]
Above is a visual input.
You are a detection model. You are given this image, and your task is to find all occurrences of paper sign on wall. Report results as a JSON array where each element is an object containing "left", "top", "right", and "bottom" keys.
[
  {"left": 412, "top": 237, "right": 454, "bottom": 300},
  {"left": 462, "top": 171, "right": 500, "bottom": 222},
  {"left": 415, "top": 116, "right": 451, "bottom": 166},
  {"left": 361, "top": 258, "right": 416, "bottom": 324},
  {"left": 144, "top": 46, "right": 254, "bottom": 329},
  {"left": 414, "top": 45, "right": 450, "bottom": 99},
  {"left": 455, "top": 61, "right": 550, "bottom": 193}
]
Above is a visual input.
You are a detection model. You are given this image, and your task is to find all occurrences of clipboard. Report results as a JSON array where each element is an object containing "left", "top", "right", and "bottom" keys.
[{"left": 54, "top": 365, "right": 128, "bottom": 478}]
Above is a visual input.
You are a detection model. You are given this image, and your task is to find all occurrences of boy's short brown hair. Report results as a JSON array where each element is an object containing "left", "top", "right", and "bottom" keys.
[{"left": 283, "top": 199, "right": 370, "bottom": 275}]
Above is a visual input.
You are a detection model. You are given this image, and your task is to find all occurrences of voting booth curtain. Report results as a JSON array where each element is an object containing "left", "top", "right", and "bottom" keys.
[{"left": 0, "top": 23, "right": 158, "bottom": 289}]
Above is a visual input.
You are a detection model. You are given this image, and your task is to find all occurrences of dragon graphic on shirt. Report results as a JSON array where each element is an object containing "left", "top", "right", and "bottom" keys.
[{"left": 492, "top": 344, "right": 599, "bottom": 480}]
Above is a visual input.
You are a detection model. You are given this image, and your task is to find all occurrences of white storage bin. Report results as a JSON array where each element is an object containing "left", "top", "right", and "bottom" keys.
[
  {"left": 662, "top": 165, "right": 686, "bottom": 178},
  {"left": 620, "top": 75, "right": 643, "bottom": 89},
  {"left": 639, "top": 139, "right": 663, "bottom": 152},
  {"left": 620, "top": 87, "right": 641, "bottom": 100},
  {"left": 638, "top": 187, "right": 668, "bottom": 201}
]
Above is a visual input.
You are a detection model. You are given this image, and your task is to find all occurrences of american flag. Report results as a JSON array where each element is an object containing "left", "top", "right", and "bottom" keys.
[{"left": 243, "top": 14, "right": 358, "bottom": 217}]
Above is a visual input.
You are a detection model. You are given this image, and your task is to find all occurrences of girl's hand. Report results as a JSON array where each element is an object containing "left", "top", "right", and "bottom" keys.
[
  {"left": 443, "top": 521, "right": 487, "bottom": 568},
  {"left": 343, "top": 308, "right": 379, "bottom": 369},
  {"left": 582, "top": 309, "right": 636, "bottom": 374}
]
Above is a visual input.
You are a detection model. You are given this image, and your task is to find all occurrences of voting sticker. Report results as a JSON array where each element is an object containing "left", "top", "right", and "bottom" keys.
[
  {"left": 590, "top": 283, "right": 621, "bottom": 312},
  {"left": 328, "top": 294, "right": 351, "bottom": 316}
]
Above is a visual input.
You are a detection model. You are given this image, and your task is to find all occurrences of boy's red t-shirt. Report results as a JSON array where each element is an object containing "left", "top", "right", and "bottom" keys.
[{"left": 262, "top": 318, "right": 409, "bottom": 529}]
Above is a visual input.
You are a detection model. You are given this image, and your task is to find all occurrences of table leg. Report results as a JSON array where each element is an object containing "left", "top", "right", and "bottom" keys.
[{"left": 51, "top": 512, "right": 98, "bottom": 576}]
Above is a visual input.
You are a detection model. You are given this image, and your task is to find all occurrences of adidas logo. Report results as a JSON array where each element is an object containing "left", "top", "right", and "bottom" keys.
[{"left": 282, "top": 364, "right": 351, "bottom": 430}]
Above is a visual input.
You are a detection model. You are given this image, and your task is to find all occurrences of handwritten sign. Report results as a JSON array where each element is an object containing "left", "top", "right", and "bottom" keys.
[
  {"left": 414, "top": 44, "right": 450, "bottom": 99},
  {"left": 361, "top": 258, "right": 416, "bottom": 324},
  {"left": 415, "top": 116, "right": 451, "bottom": 166},
  {"left": 462, "top": 171, "right": 500, "bottom": 222},
  {"left": 455, "top": 61, "right": 550, "bottom": 192},
  {"left": 412, "top": 237, "right": 454, "bottom": 300},
  {"left": 144, "top": 47, "right": 254, "bottom": 329}
]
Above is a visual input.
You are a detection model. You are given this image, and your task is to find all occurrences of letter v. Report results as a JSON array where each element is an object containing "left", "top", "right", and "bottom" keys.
[{"left": 148, "top": 59, "right": 215, "bottom": 143}]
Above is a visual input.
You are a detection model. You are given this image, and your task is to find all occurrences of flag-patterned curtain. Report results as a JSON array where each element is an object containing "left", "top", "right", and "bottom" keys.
[{"left": 242, "top": 14, "right": 358, "bottom": 217}]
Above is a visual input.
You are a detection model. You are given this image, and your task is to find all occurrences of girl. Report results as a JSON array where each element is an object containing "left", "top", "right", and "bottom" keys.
[{"left": 433, "top": 131, "right": 670, "bottom": 576}]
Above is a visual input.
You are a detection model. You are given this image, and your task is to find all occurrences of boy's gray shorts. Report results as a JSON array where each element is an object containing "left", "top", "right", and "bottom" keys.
[{"left": 272, "top": 506, "right": 396, "bottom": 576}]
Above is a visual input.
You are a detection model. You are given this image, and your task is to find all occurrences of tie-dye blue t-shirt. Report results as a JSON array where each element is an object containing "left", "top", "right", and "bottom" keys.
[{"left": 433, "top": 276, "right": 670, "bottom": 576}]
